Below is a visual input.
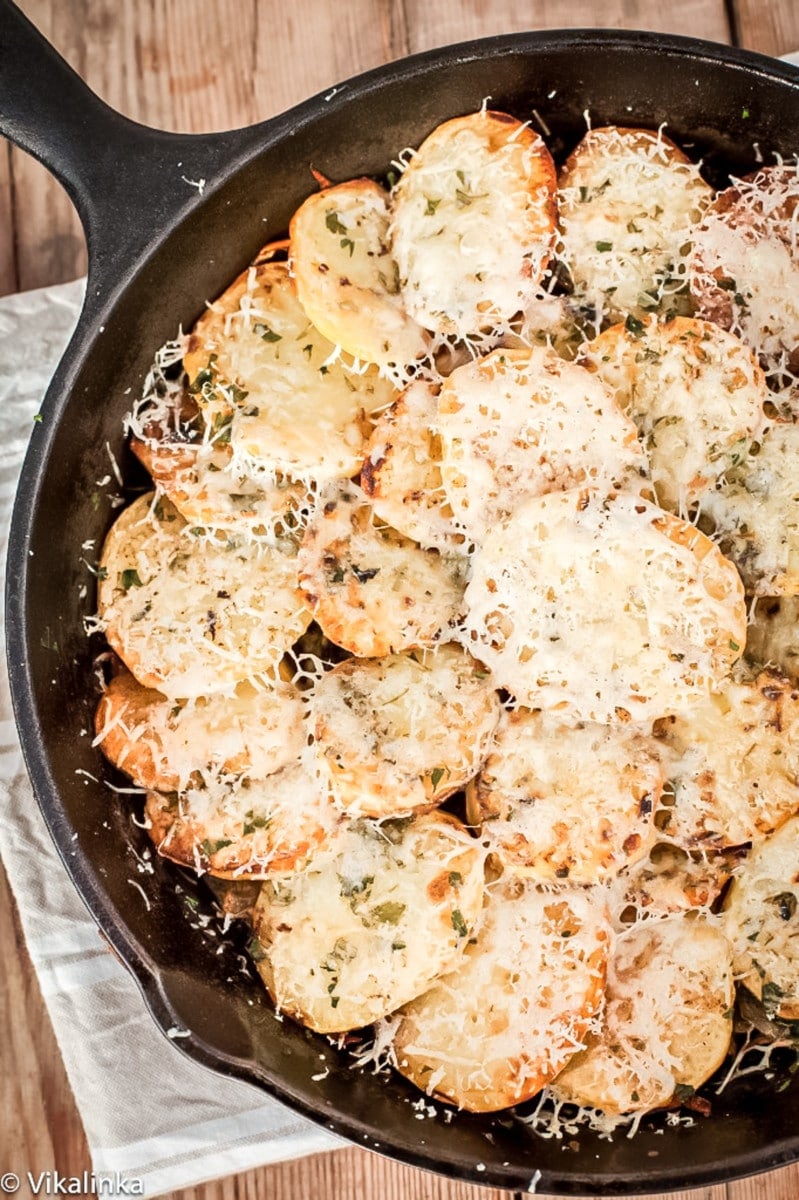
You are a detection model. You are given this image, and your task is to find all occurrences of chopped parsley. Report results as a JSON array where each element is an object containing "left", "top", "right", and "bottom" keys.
[
  {"left": 120, "top": 568, "right": 143, "bottom": 591},
  {"left": 325, "top": 211, "right": 348, "bottom": 235}
]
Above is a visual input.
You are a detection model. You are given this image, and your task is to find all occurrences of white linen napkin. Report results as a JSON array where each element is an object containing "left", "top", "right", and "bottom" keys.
[{"left": 0, "top": 279, "right": 341, "bottom": 1198}]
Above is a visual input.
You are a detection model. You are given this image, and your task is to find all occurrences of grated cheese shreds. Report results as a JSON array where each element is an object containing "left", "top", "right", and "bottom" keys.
[
  {"left": 392, "top": 877, "right": 610, "bottom": 1112},
  {"left": 309, "top": 646, "right": 500, "bottom": 818},
  {"left": 652, "top": 671, "right": 799, "bottom": 848},
  {"left": 462, "top": 488, "right": 746, "bottom": 723},
  {"left": 97, "top": 493, "right": 312, "bottom": 698},
  {"left": 145, "top": 759, "right": 338, "bottom": 879},
  {"left": 251, "top": 812, "right": 485, "bottom": 1033},
  {"left": 183, "top": 260, "right": 395, "bottom": 480},
  {"left": 436, "top": 346, "right": 648, "bottom": 542},
  {"left": 557, "top": 126, "right": 712, "bottom": 326},
  {"left": 580, "top": 316, "right": 767, "bottom": 516},
  {"left": 94, "top": 669, "right": 305, "bottom": 793},
  {"left": 94, "top": 105, "right": 799, "bottom": 1133},
  {"left": 390, "top": 111, "right": 557, "bottom": 338},
  {"left": 467, "top": 709, "right": 662, "bottom": 883},
  {"left": 550, "top": 913, "right": 734, "bottom": 1114},
  {"left": 690, "top": 163, "right": 799, "bottom": 403},
  {"left": 700, "top": 420, "right": 799, "bottom": 596}
]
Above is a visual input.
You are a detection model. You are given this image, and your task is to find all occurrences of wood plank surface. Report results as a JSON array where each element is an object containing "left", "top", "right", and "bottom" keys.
[
  {"left": 734, "top": 1, "right": 799, "bottom": 57},
  {"left": 3, "top": 3, "right": 799, "bottom": 1200}
]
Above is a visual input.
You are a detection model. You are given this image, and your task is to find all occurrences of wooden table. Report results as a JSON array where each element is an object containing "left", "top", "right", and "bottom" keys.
[{"left": 2, "top": 1, "right": 799, "bottom": 1197}]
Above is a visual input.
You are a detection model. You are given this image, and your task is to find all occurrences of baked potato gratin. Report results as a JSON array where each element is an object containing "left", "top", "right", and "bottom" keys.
[{"left": 89, "top": 108, "right": 799, "bottom": 1124}]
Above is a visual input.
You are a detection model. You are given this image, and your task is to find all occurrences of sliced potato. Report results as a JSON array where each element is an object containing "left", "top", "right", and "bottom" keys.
[
  {"left": 297, "top": 485, "right": 466, "bottom": 656},
  {"left": 654, "top": 671, "right": 799, "bottom": 848},
  {"left": 690, "top": 164, "right": 799, "bottom": 388},
  {"left": 700, "top": 421, "right": 799, "bottom": 596},
  {"left": 309, "top": 646, "right": 500, "bottom": 817},
  {"left": 131, "top": 436, "right": 308, "bottom": 538},
  {"left": 437, "top": 346, "right": 647, "bottom": 541},
  {"left": 746, "top": 597, "right": 799, "bottom": 685},
  {"left": 393, "top": 876, "right": 610, "bottom": 1112},
  {"left": 462, "top": 489, "right": 746, "bottom": 722},
  {"left": 551, "top": 914, "right": 734, "bottom": 1114},
  {"left": 251, "top": 812, "right": 485, "bottom": 1033},
  {"left": 558, "top": 126, "right": 712, "bottom": 322},
  {"left": 724, "top": 815, "right": 799, "bottom": 1020},
  {"left": 361, "top": 380, "right": 466, "bottom": 553},
  {"left": 98, "top": 494, "right": 311, "bottom": 697},
  {"left": 183, "top": 260, "right": 395, "bottom": 480},
  {"left": 581, "top": 316, "right": 766, "bottom": 513},
  {"left": 467, "top": 709, "right": 661, "bottom": 883},
  {"left": 94, "top": 667, "right": 305, "bottom": 792},
  {"left": 289, "top": 179, "right": 430, "bottom": 372},
  {"left": 145, "top": 761, "right": 337, "bottom": 878},
  {"left": 391, "top": 110, "right": 557, "bottom": 337}
]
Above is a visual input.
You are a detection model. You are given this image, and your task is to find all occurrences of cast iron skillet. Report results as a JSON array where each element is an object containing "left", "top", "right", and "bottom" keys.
[{"left": 4, "top": 1, "right": 799, "bottom": 1191}]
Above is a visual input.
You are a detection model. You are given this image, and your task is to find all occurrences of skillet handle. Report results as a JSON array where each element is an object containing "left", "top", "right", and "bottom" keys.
[{"left": 0, "top": 0, "right": 264, "bottom": 299}]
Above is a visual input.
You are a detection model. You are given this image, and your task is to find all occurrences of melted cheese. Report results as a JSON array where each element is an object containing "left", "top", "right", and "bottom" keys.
[
  {"left": 558, "top": 126, "right": 712, "bottom": 323},
  {"left": 98, "top": 494, "right": 311, "bottom": 697},
  {"left": 393, "top": 877, "right": 610, "bottom": 1112},
  {"left": 184, "top": 261, "right": 395, "bottom": 480},
  {"left": 462, "top": 489, "right": 746, "bottom": 722},
  {"left": 437, "top": 346, "right": 648, "bottom": 541},
  {"left": 468, "top": 709, "right": 662, "bottom": 883},
  {"left": 551, "top": 914, "right": 734, "bottom": 1114},
  {"left": 581, "top": 316, "right": 767, "bottom": 514},
  {"left": 251, "top": 812, "right": 485, "bottom": 1033},
  {"left": 309, "top": 646, "right": 500, "bottom": 817},
  {"left": 701, "top": 421, "right": 799, "bottom": 596},
  {"left": 391, "top": 111, "right": 557, "bottom": 337}
]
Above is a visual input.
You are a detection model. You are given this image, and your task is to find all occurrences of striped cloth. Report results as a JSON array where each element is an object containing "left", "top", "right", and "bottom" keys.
[{"left": 0, "top": 279, "right": 340, "bottom": 1196}]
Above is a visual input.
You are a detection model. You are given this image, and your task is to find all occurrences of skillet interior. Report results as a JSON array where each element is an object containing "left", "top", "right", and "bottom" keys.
[{"left": 7, "top": 30, "right": 799, "bottom": 1195}]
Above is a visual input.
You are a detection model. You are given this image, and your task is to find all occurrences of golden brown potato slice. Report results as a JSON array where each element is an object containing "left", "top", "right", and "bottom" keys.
[
  {"left": 94, "top": 668, "right": 305, "bottom": 792},
  {"left": 580, "top": 316, "right": 766, "bottom": 513},
  {"left": 250, "top": 812, "right": 485, "bottom": 1033},
  {"left": 700, "top": 421, "right": 799, "bottom": 596},
  {"left": 131, "top": 436, "right": 308, "bottom": 538},
  {"left": 393, "top": 876, "right": 610, "bottom": 1112},
  {"left": 558, "top": 126, "right": 712, "bottom": 322},
  {"left": 746, "top": 597, "right": 799, "bottom": 685},
  {"left": 689, "top": 165, "right": 799, "bottom": 391},
  {"left": 551, "top": 914, "right": 734, "bottom": 1114},
  {"left": 466, "top": 709, "right": 661, "bottom": 883},
  {"left": 437, "top": 346, "right": 647, "bottom": 541},
  {"left": 390, "top": 110, "right": 557, "bottom": 338},
  {"left": 297, "top": 485, "right": 466, "bottom": 657},
  {"left": 145, "top": 761, "right": 337, "bottom": 878},
  {"left": 654, "top": 671, "right": 799, "bottom": 848},
  {"left": 361, "top": 380, "right": 466, "bottom": 553},
  {"left": 183, "top": 260, "right": 395, "bottom": 480},
  {"left": 724, "top": 815, "right": 799, "bottom": 1020},
  {"left": 309, "top": 646, "right": 500, "bottom": 817},
  {"left": 462, "top": 489, "right": 746, "bottom": 722},
  {"left": 289, "top": 179, "right": 430, "bottom": 373},
  {"left": 98, "top": 494, "right": 311, "bottom": 697}
]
